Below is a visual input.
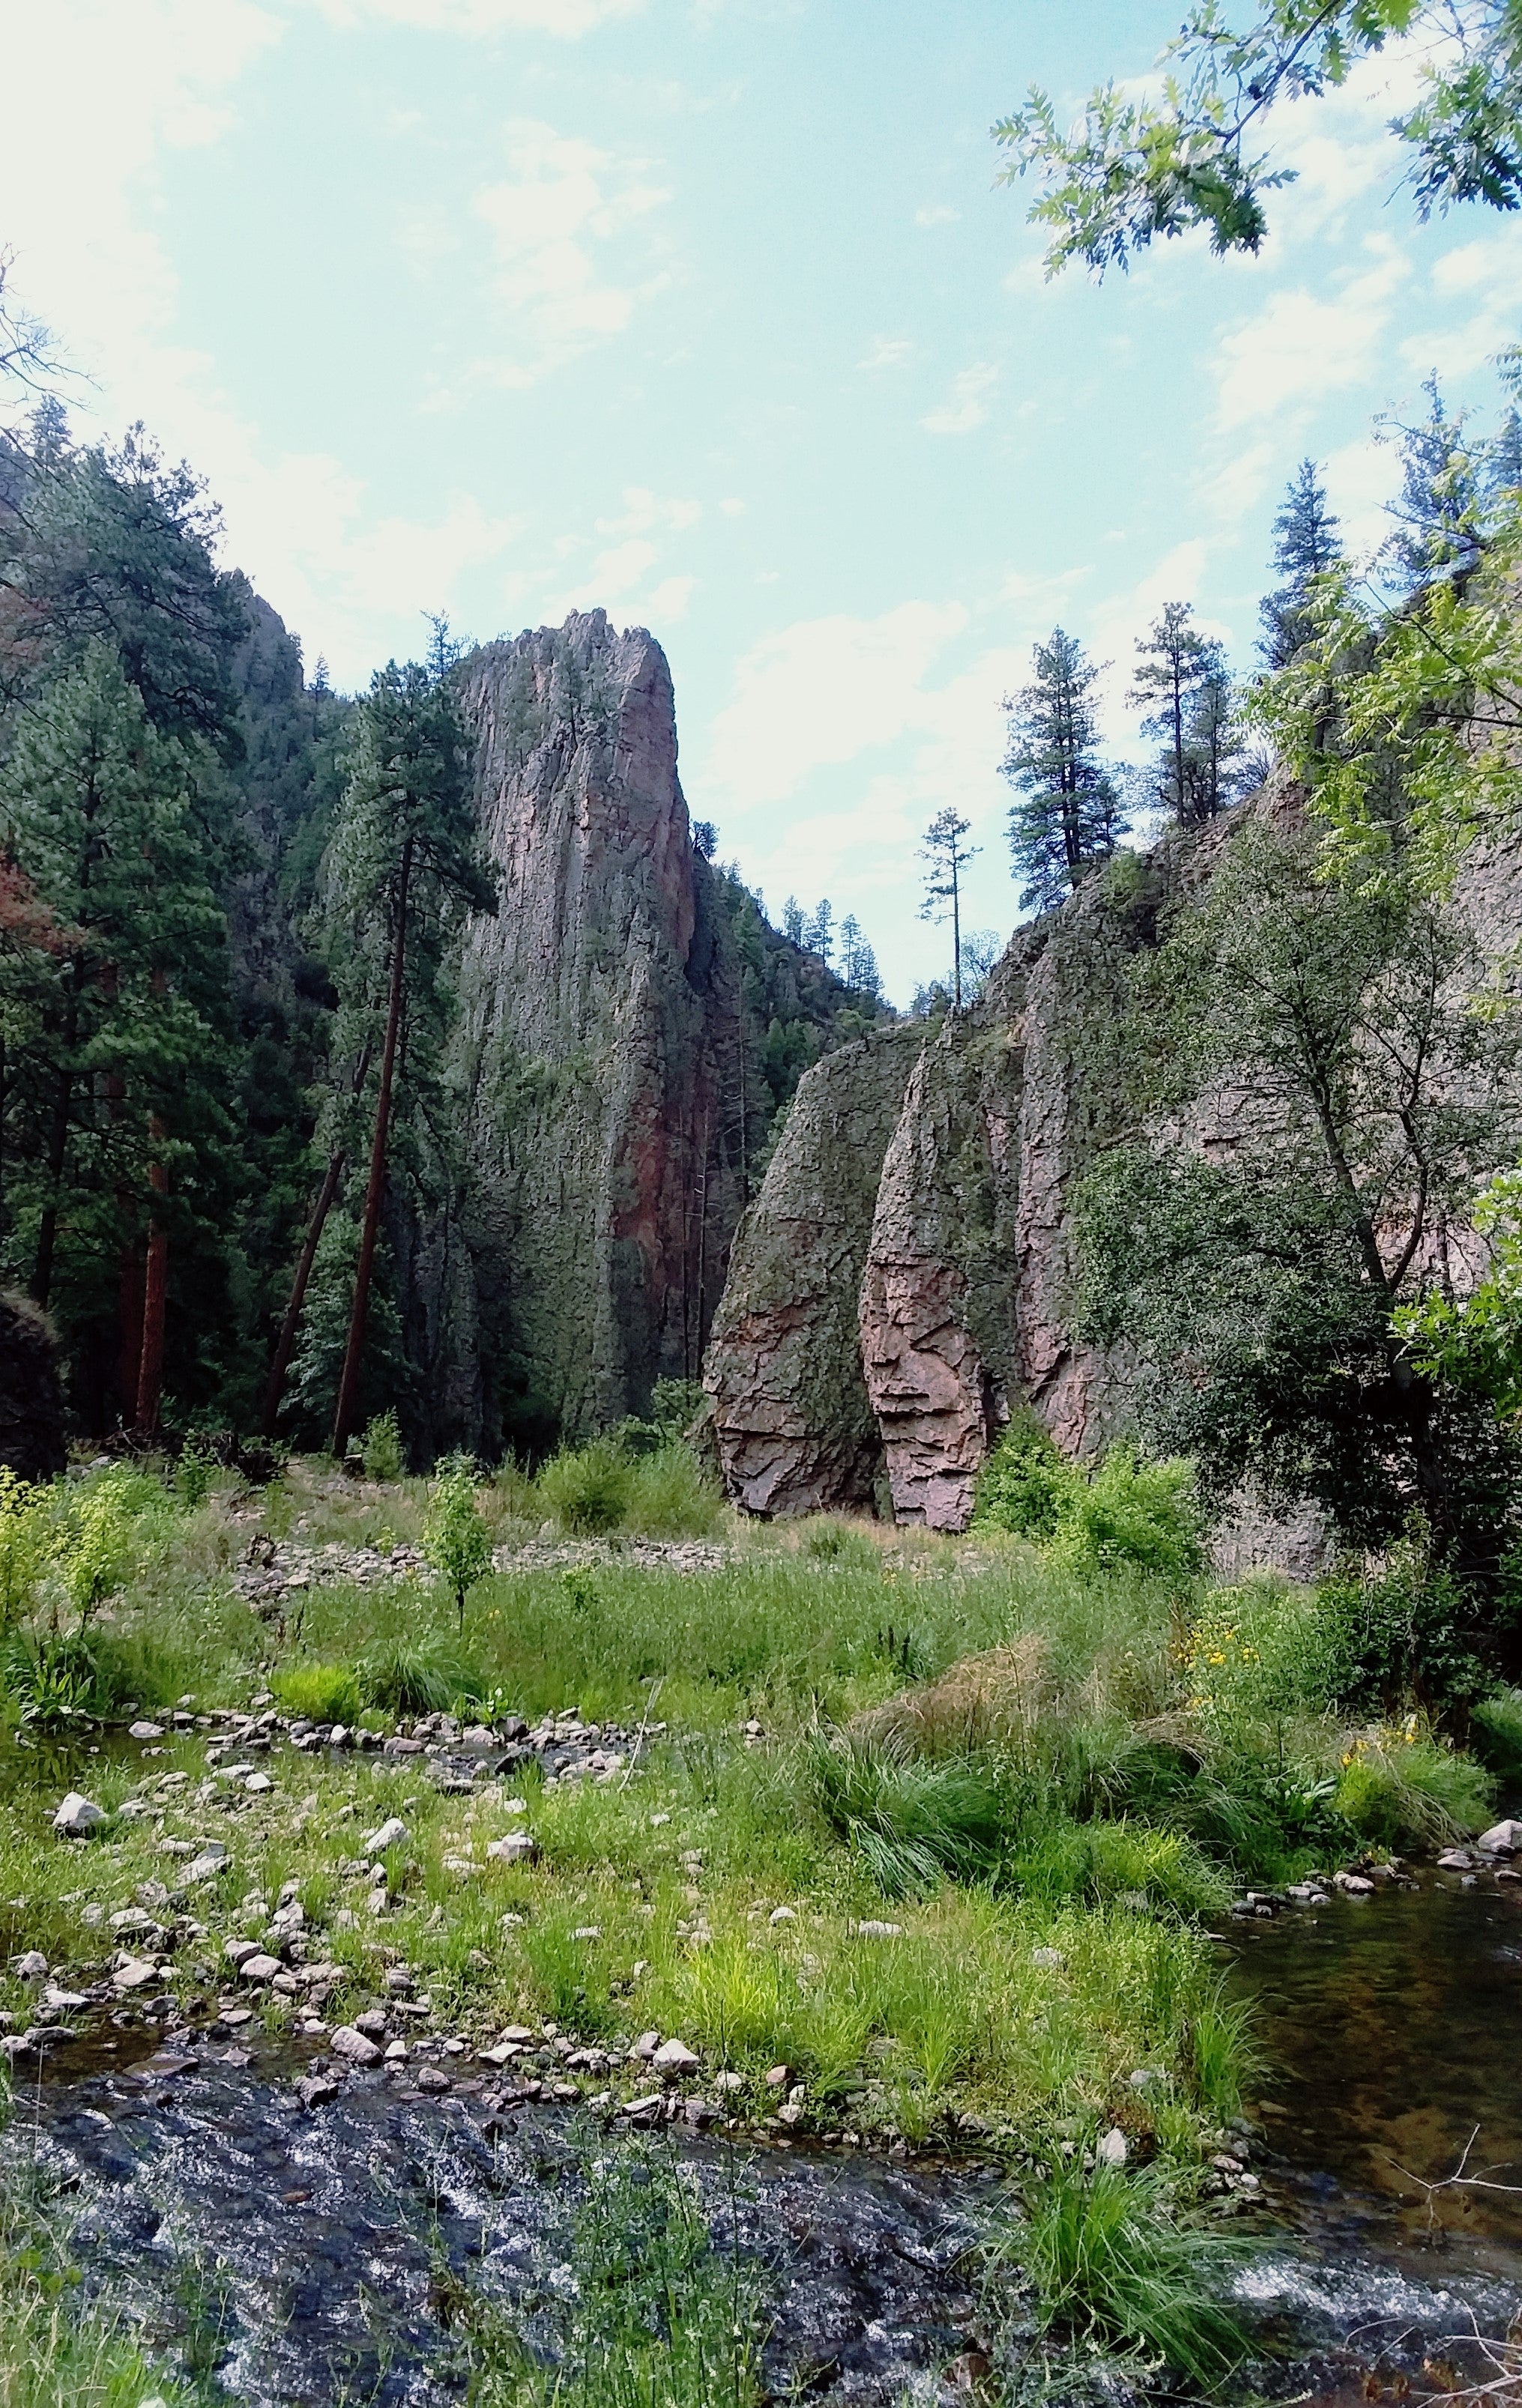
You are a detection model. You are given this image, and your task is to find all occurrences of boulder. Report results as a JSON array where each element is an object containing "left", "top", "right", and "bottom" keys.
[
  {"left": 652, "top": 2037, "right": 700, "bottom": 2077},
  {"left": 1479, "top": 1820, "right": 1522, "bottom": 1856},
  {"left": 330, "top": 2024, "right": 383, "bottom": 2066},
  {"left": 363, "top": 1817, "right": 409, "bottom": 1854},
  {"left": 52, "top": 1793, "right": 106, "bottom": 1838}
]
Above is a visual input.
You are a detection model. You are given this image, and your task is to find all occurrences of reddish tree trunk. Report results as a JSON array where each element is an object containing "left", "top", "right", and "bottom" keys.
[
  {"left": 135, "top": 1130, "right": 168, "bottom": 1431},
  {"left": 330, "top": 838, "right": 413, "bottom": 1456},
  {"left": 260, "top": 1149, "right": 345, "bottom": 1437},
  {"left": 118, "top": 1238, "right": 144, "bottom": 1418}
]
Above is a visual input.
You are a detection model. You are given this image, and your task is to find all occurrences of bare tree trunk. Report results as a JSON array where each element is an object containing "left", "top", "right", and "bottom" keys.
[
  {"left": 331, "top": 838, "right": 413, "bottom": 1457},
  {"left": 260, "top": 1149, "right": 345, "bottom": 1437},
  {"left": 134, "top": 1125, "right": 168, "bottom": 1431}
]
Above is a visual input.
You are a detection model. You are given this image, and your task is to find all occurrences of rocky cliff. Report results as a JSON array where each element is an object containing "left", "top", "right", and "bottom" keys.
[{"left": 408, "top": 611, "right": 873, "bottom": 1459}]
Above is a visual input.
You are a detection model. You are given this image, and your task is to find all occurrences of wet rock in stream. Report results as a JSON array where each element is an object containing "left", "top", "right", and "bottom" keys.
[{"left": 11, "top": 2051, "right": 1003, "bottom": 2406}]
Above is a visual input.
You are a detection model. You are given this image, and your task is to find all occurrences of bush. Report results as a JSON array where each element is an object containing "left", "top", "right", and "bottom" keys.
[
  {"left": 173, "top": 1438, "right": 219, "bottom": 1510},
  {"left": 61, "top": 1466, "right": 166, "bottom": 1627},
  {"left": 972, "top": 1415, "right": 1072, "bottom": 1541},
  {"left": 1334, "top": 1730, "right": 1492, "bottom": 1844},
  {"left": 357, "top": 1636, "right": 483, "bottom": 1718},
  {"left": 1049, "top": 1447, "right": 1204, "bottom": 1582},
  {"left": 537, "top": 1439, "right": 635, "bottom": 1535},
  {"left": 806, "top": 1729, "right": 1008, "bottom": 1896},
  {"left": 1471, "top": 1687, "right": 1522, "bottom": 1782},
  {"left": 973, "top": 1424, "right": 1203, "bottom": 1581},
  {"left": 1006, "top": 2155, "right": 1249, "bottom": 2385},
  {"left": 0, "top": 1629, "right": 175, "bottom": 1728},
  {"left": 624, "top": 1442, "right": 722, "bottom": 1538},
  {"left": 1314, "top": 1543, "right": 1492, "bottom": 1714},
  {"left": 423, "top": 1453, "right": 495, "bottom": 1625},
  {"left": 362, "top": 1412, "right": 405, "bottom": 1483},
  {"left": 0, "top": 1467, "right": 60, "bottom": 1630},
  {"left": 800, "top": 1518, "right": 879, "bottom": 1569},
  {"left": 271, "top": 1661, "right": 361, "bottom": 1724}
]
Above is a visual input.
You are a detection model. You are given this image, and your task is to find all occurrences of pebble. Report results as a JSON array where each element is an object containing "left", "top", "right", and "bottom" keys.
[
  {"left": 487, "top": 1833, "right": 537, "bottom": 1864},
  {"left": 52, "top": 1792, "right": 106, "bottom": 1837},
  {"left": 1096, "top": 2127, "right": 1129, "bottom": 2167},
  {"left": 239, "top": 1955, "right": 283, "bottom": 1985},
  {"left": 653, "top": 2037, "right": 700, "bottom": 2076},
  {"left": 129, "top": 1721, "right": 165, "bottom": 1740},
  {"left": 13, "top": 1951, "right": 47, "bottom": 1979},
  {"left": 112, "top": 1958, "right": 158, "bottom": 1992},
  {"left": 769, "top": 1905, "right": 797, "bottom": 1925},
  {"left": 1333, "top": 1872, "right": 1375, "bottom": 1896},
  {"left": 1480, "top": 1819, "right": 1522, "bottom": 1856},
  {"left": 855, "top": 1920, "right": 903, "bottom": 1938},
  {"left": 363, "top": 1817, "right": 409, "bottom": 1854},
  {"left": 295, "top": 2074, "right": 340, "bottom": 2108}
]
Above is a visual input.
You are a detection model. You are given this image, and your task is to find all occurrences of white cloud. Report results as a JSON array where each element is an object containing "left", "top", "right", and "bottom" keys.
[
  {"left": 1212, "top": 241, "right": 1404, "bottom": 429},
  {"left": 704, "top": 602, "right": 970, "bottom": 814},
  {"left": 914, "top": 205, "right": 960, "bottom": 227},
  {"left": 467, "top": 118, "right": 672, "bottom": 389},
  {"left": 585, "top": 536, "right": 659, "bottom": 596},
  {"left": 309, "top": 0, "right": 642, "bottom": 31},
  {"left": 1322, "top": 432, "right": 1397, "bottom": 560},
  {"left": 921, "top": 363, "right": 999, "bottom": 437},
  {"left": 719, "top": 496, "right": 746, "bottom": 516},
  {"left": 594, "top": 485, "right": 701, "bottom": 536},
  {"left": 1401, "top": 223, "right": 1522, "bottom": 378},
  {"left": 646, "top": 574, "right": 696, "bottom": 621},
  {"left": 858, "top": 335, "right": 913, "bottom": 371}
]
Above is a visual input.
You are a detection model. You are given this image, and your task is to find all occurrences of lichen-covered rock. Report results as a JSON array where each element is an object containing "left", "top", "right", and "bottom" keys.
[
  {"left": 0, "top": 1292, "right": 65, "bottom": 1483},
  {"left": 423, "top": 613, "right": 750, "bottom": 1453},
  {"left": 704, "top": 1023, "right": 922, "bottom": 1515}
]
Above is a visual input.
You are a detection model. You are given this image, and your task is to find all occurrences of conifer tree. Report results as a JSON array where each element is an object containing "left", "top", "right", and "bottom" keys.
[
  {"left": 781, "top": 896, "right": 806, "bottom": 946},
  {"left": 0, "top": 644, "right": 235, "bottom": 1422},
  {"left": 804, "top": 898, "right": 834, "bottom": 962},
  {"left": 1384, "top": 374, "right": 1485, "bottom": 593},
  {"left": 919, "top": 808, "right": 979, "bottom": 1008},
  {"left": 1003, "top": 627, "right": 1126, "bottom": 913},
  {"left": 1129, "top": 603, "right": 1225, "bottom": 824},
  {"left": 1259, "top": 459, "right": 1342, "bottom": 668},
  {"left": 318, "top": 659, "right": 495, "bottom": 1457},
  {"left": 1489, "top": 406, "right": 1522, "bottom": 500},
  {"left": 837, "top": 913, "right": 881, "bottom": 996}
]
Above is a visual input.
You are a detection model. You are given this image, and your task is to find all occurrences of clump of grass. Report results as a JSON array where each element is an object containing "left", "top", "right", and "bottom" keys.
[
  {"left": 1332, "top": 1731, "right": 1491, "bottom": 1845},
  {"left": 271, "top": 1660, "right": 360, "bottom": 1724},
  {"left": 356, "top": 1636, "right": 483, "bottom": 1717},
  {"left": 623, "top": 1444, "right": 723, "bottom": 1539},
  {"left": 972, "top": 1418, "right": 1203, "bottom": 1582},
  {"left": 1471, "top": 1686, "right": 1522, "bottom": 1782},
  {"left": 361, "top": 1411, "right": 405, "bottom": 1483},
  {"left": 996, "top": 2154, "right": 1251, "bottom": 2385},
  {"left": 805, "top": 1728, "right": 1008, "bottom": 1896},
  {"left": 537, "top": 1439, "right": 635, "bottom": 1535},
  {"left": 0, "top": 2129, "right": 185, "bottom": 2406},
  {"left": 466, "top": 2138, "right": 765, "bottom": 2408}
]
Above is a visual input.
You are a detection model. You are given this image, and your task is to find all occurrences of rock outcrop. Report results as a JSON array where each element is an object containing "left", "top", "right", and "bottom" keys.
[
  {"left": 703, "top": 1023, "right": 921, "bottom": 1515},
  {"left": 0, "top": 1292, "right": 66, "bottom": 1483},
  {"left": 404, "top": 612, "right": 876, "bottom": 1459}
]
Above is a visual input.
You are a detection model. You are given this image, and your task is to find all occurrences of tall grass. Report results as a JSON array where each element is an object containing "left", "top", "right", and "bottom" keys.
[{"left": 994, "top": 2154, "right": 1251, "bottom": 2385}]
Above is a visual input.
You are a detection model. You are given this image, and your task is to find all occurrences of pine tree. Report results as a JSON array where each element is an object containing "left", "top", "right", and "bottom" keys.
[
  {"left": 805, "top": 899, "right": 834, "bottom": 962},
  {"left": 1129, "top": 604, "right": 1223, "bottom": 823},
  {"left": 781, "top": 895, "right": 806, "bottom": 946},
  {"left": 1488, "top": 406, "right": 1522, "bottom": 501},
  {"left": 318, "top": 659, "right": 495, "bottom": 1456},
  {"left": 0, "top": 644, "right": 235, "bottom": 1424},
  {"left": 1384, "top": 373, "right": 1485, "bottom": 593},
  {"left": 1003, "top": 627, "right": 1126, "bottom": 913},
  {"left": 919, "top": 808, "right": 979, "bottom": 1008},
  {"left": 1259, "top": 459, "right": 1342, "bottom": 668},
  {"left": 837, "top": 913, "right": 881, "bottom": 996},
  {"left": 1179, "top": 662, "right": 1248, "bottom": 821}
]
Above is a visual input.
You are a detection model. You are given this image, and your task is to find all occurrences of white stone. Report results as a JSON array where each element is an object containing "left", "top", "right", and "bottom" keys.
[
  {"left": 129, "top": 1721, "right": 164, "bottom": 1740},
  {"left": 487, "top": 1832, "right": 537, "bottom": 1864},
  {"left": 1479, "top": 1819, "right": 1522, "bottom": 1855},
  {"left": 1096, "top": 2127, "right": 1129, "bottom": 2167},
  {"left": 653, "top": 2037, "right": 700, "bottom": 2075},
  {"left": 13, "top": 1950, "right": 46, "bottom": 1979},
  {"left": 112, "top": 1958, "right": 157, "bottom": 1991},
  {"left": 363, "top": 1817, "right": 410, "bottom": 1854},
  {"left": 855, "top": 1920, "right": 902, "bottom": 1938},
  {"left": 769, "top": 1905, "right": 797, "bottom": 1926},
  {"left": 53, "top": 1792, "right": 106, "bottom": 1837},
  {"left": 330, "top": 2024, "right": 382, "bottom": 2065}
]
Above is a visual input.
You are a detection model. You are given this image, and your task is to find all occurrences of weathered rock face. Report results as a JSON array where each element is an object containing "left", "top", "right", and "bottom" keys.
[
  {"left": 432, "top": 613, "right": 748, "bottom": 1453},
  {"left": 0, "top": 1291, "right": 66, "bottom": 1483},
  {"left": 703, "top": 1023, "right": 922, "bottom": 1516}
]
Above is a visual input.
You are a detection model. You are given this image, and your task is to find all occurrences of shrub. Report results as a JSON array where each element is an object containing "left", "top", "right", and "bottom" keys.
[
  {"left": 423, "top": 1453, "right": 495, "bottom": 1626},
  {"left": 800, "top": 1517, "right": 879, "bottom": 1568},
  {"left": 173, "top": 1438, "right": 219, "bottom": 1510},
  {"left": 357, "top": 1637, "right": 483, "bottom": 1718},
  {"left": 362, "top": 1411, "right": 405, "bottom": 1483},
  {"left": 1471, "top": 1687, "right": 1522, "bottom": 1782},
  {"left": 1049, "top": 1447, "right": 1204, "bottom": 1582},
  {"left": 272, "top": 1662, "right": 361, "bottom": 1724},
  {"left": 806, "top": 1729, "right": 1008, "bottom": 1896},
  {"left": 1003, "top": 2155, "right": 1250, "bottom": 2385},
  {"left": 1334, "top": 1729, "right": 1491, "bottom": 1844},
  {"left": 62, "top": 1467, "right": 163, "bottom": 1627},
  {"left": 624, "top": 1443, "right": 723, "bottom": 1538},
  {"left": 0, "top": 1467, "right": 60, "bottom": 1630},
  {"left": 972, "top": 1414, "right": 1072, "bottom": 1541},
  {"left": 537, "top": 1439, "right": 635, "bottom": 1535},
  {"left": 0, "top": 1628, "right": 175, "bottom": 1727},
  {"left": 1313, "top": 1539, "right": 1491, "bottom": 1715}
]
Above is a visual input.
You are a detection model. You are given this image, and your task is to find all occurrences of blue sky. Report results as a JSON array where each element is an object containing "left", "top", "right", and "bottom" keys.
[{"left": 4, "top": 0, "right": 1521, "bottom": 998}]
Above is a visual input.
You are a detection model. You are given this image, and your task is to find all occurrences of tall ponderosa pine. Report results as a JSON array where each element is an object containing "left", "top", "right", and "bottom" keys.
[
  {"left": 305, "top": 659, "right": 495, "bottom": 1456},
  {"left": 0, "top": 645, "right": 235, "bottom": 1425},
  {"left": 1259, "top": 459, "right": 1342, "bottom": 668},
  {"left": 1002, "top": 627, "right": 1126, "bottom": 913},
  {"left": 1129, "top": 602, "right": 1231, "bottom": 824},
  {"left": 918, "top": 807, "right": 979, "bottom": 1008},
  {"left": 1384, "top": 374, "right": 1485, "bottom": 593}
]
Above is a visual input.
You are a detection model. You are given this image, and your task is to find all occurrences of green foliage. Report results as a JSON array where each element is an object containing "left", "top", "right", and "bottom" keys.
[
  {"left": 1398, "top": 1166, "right": 1522, "bottom": 1418},
  {"left": 1002, "top": 628, "right": 1126, "bottom": 914},
  {"left": 423, "top": 1453, "right": 495, "bottom": 1627},
  {"left": 994, "top": 3, "right": 1518, "bottom": 279},
  {"left": 0, "top": 1468, "right": 60, "bottom": 1630},
  {"left": 972, "top": 1421, "right": 1203, "bottom": 1581},
  {"left": 361, "top": 1411, "right": 405, "bottom": 1483},
  {"left": 1004, "top": 2154, "right": 1250, "bottom": 2384},
  {"left": 62, "top": 1467, "right": 163, "bottom": 1627},
  {"left": 537, "top": 1437, "right": 634, "bottom": 1535},
  {"left": 1313, "top": 1542, "right": 1497, "bottom": 1714},
  {"left": 1471, "top": 1685, "right": 1522, "bottom": 1780},
  {"left": 1, "top": 1626, "right": 171, "bottom": 1728},
  {"left": 173, "top": 1438, "right": 218, "bottom": 1510},
  {"left": 806, "top": 1730, "right": 1009, "bottom": 1896},
  {"left": 271, "top": 1660, "right": 361, "bottom": 1724},
  {"left": 972, "top": 1413, "right": 1069, "bottom": 1541},
  {"left": 1333, "top": 1732, "right": 1492, "bottom": 1845},
  {"left": 356, "top": 1634, "right": 483, "bottom": 1718},
  {"left": 468, "top": 2140, "right": 764, "bottom": 2408}
]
